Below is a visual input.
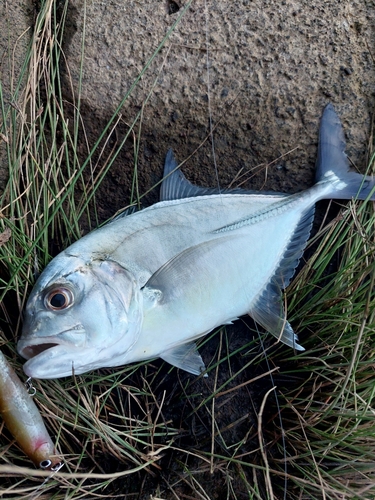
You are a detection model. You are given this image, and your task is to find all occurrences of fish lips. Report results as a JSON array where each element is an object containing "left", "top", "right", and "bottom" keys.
[{"left": 18, "top": 336, "right": 94, "bottom": 379}]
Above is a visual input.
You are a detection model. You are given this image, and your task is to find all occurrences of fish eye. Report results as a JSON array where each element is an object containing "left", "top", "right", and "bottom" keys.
[{"left": 45, "top": 287, "right": 74, "bottom": 311}]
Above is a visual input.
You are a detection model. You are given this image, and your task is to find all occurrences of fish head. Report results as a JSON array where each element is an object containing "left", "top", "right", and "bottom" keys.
[{"left": 18, "top": 254, "right": 143, "bottom": 379}]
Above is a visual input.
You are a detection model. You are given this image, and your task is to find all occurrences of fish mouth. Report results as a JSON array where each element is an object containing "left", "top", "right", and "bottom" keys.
[
  {"left": 18, "top": 325, "right": 95, "bottom": 378},
  {"left": 20, "top": 340, "right": 91, "bottom": 379},
  {"left": 18, "top": 326, "right": 86, "bottom": 361},
  {"left": 20, "top": 342, "right": 59, "bottom": 360}
]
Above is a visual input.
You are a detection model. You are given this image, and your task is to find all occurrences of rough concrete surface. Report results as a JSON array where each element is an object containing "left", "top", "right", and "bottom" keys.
[
  {"left": 1, "top": 1, "right": 375, "bottom": 212},
  {"left": 0, "top": 0, "right": 33, "bottom": 189},
  {"left": 61, "top": 0, "right": 375, "bottom": 220}
]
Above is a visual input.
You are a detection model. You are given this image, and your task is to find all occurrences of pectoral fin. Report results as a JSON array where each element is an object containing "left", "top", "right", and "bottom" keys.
[
  {"left": 160, "top": 342, "right": 206, "bottom": 375},
  {"left": 144, "top": 236, "right": 233, "bottom": 299}
]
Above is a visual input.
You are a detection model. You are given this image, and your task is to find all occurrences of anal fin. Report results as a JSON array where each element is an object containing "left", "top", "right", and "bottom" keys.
[
  {"left": 247, "top": 205, "right": 315, "bottom": 350},
  {"left": 249, "top": 281, "right": 304, "bottom": 350},
  {"left": 160, "top": 342, "right": 206, "bottom": 375}
]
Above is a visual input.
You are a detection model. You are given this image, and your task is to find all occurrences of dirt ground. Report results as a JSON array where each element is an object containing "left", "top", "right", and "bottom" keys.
[{"left": 1, "top": 0, "right": 375, "bottom": 498}]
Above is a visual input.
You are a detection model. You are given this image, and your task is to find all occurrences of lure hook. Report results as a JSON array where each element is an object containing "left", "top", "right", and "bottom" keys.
[{"left": 25, "top": 377, "right": 36, "bottom": 396}]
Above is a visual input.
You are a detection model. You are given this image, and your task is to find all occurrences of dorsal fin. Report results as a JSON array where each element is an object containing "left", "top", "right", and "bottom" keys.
[
  {"left": 160, "top": 149, "right": 288, "bottom": 201},
  {"left": 110, "top": 205, "right": 139, "bottom": 222},
  {"left": 160, "top": 149, "right": 224, "bottom": 200}
]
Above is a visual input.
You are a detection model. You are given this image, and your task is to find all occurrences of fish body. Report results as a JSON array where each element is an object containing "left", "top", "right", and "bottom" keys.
[
  {"left": 0, "top": 349, "right": 61, "bottom": 469},
  {"left": 18, "top": 104, "right": 375, "bottom": 379}
]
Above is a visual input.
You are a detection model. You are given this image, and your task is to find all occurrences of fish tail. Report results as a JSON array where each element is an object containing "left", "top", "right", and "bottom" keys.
[{"left": 316, "top": 103, "right": 375, "bottom": 201}]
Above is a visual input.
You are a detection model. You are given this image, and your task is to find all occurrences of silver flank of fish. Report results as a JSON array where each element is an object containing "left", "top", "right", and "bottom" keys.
[{"left": 18, "top": 104, "right": 375, "bottom": 379}]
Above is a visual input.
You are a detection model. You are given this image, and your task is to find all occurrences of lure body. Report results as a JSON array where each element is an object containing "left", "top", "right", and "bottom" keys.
[{"left": 0, "top": 349, "right": 60, "bottom": 469}]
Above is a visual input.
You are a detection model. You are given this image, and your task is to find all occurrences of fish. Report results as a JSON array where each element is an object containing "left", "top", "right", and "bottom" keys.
[
  {"left": 17, "top": 104, "right": 375, "bottom": 379},
  {"left": 0, "top": 348, "right": 61, "bottom": 469}
]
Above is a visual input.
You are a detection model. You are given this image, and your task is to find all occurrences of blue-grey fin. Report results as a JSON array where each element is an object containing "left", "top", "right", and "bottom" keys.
[
  {"left": 316, "top": 103, "right": 350, "bottom": 182},
  {"left": 249, "top": 286, "right": 303, "bottom": 350},
  {"left": 160, "top": 149, "right": 224, "bottom": 200},
  {"left": 274, "top": 206, "right": 315, "bottom": 290},
  {"left": 248, "top": 205, "right": 315, "bottom": 350},
  {"left": 160, "top": 149, "right": 288, "bottom": 201},
  {"left": 160, "top": 342, "right": 207, "bottom": 375},
  {"left": 109, "top": 205, "right": 139, "bottom": 222},
  {"left": 144, "top": 236, "right": 232, "bottom": 295},
  {"left": 316, "top": 104, "right": 375, "bottom": 201}
]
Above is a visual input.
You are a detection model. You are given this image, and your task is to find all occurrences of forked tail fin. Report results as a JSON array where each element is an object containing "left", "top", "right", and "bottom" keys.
[{"left": 316, "top": 103, "right": 375, "bottom": 200}]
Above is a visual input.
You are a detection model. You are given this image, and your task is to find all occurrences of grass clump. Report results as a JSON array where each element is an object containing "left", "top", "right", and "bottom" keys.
[{"left": 275, "top": 195, "right": 375, "bottom": 499}]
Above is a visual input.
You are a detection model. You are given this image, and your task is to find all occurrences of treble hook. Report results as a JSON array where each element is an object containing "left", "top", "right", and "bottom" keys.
[
  {"left": 25, "top": 377, "right": 36, "bottom": 396},
  {"left": 51, "top": 461, "right": 64, "bottom": 472}
]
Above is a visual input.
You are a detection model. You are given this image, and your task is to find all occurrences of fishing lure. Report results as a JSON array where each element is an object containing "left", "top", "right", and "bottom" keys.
[{"left": 0, "top": 349, "right": 61, "bottom": 469}]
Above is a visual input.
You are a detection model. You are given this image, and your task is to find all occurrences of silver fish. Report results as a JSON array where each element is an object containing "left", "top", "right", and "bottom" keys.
[{"left": 18, "top": 104, "right": 375, "bottom": 379}]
